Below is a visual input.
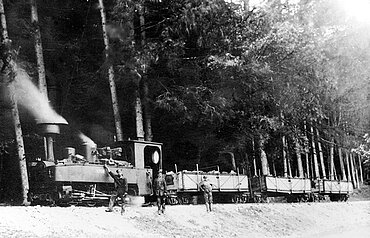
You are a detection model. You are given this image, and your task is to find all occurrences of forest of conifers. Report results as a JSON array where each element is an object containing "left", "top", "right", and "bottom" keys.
[{"left": 1, "top": 0, "right": 370, "bottom": 201}]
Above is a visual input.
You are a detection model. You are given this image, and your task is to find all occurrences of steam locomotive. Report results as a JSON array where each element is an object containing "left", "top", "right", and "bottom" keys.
[{"left": 28, "top": 137, "right": 162, "bottom": 206}]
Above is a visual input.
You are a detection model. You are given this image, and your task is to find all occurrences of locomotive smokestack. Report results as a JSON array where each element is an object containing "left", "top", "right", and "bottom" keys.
[{"left": 37, "top": 121, "right": 68, "bottom": 162}]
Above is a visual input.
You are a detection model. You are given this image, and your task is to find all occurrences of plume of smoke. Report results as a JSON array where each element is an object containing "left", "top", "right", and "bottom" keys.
[
  {"left": 13, "top": 65, "right": 67, "bottom": 124},
  {"left": 78, "top": 132, "right": 96, "bottom": 146}
]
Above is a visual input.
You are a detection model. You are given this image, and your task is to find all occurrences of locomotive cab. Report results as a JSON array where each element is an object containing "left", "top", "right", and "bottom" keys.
[{"left": 112, "top": 140, "right": 162, "bottom": 170}]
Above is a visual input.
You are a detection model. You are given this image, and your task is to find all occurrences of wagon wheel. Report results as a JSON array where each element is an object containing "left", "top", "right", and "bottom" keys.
[
  {"left": 241, "top": 194, "right": 250, "bottom": 203},
  {"left": 261, "top": 194, "right": 268, "bottom": 203},
  {"left": 300, "top": 194, "right": 309, "bottom": 203},
  {"left": 67, "top": 201, "right": 78, "bottom": 207},
  {"left": 178, "top": 195, "right": 191, "bottom": 205},
  {"left": 310, "top": 193, "right": 318, "bottom": 202},
  {"left": 232, "top": 194, "right": 241, "bottom": 204},
  {"left": 253, "top": 195, "right": 261, "bottom": 203},
  {"left": 343, "top": 194, "right": 349, "bottom": 202},
  {"left": 342, "top": 194, "right": 349, "bottom": 202},
  {"left": 176, "top": 195, "right": 184, "bottom": 205},
  {"left": 86, "top": 201, "right": 97, "bottom": 207},
  {"left": 166, "top": 196, "right": 179, "bottom": 205}
]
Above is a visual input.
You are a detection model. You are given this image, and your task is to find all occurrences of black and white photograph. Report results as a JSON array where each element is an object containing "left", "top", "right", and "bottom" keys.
[{"left": 0, "top": 0, "right": 369, "bottom": 237}]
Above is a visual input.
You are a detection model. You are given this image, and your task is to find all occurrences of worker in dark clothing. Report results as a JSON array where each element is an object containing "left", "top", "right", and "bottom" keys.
[
  {"left": 154, "top": 169, "right": 167, "bottom": 215},
  {"left": 199, "top": 176, "right": 213, "bottom": 212},
  {"left": 104, "top": 164, "right": 128, "bottom": 214}
]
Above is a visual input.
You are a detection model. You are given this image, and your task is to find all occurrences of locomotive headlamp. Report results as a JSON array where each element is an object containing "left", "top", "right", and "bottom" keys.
[{"left": 152, "top": 150, "right": 160, "bottom": 164}]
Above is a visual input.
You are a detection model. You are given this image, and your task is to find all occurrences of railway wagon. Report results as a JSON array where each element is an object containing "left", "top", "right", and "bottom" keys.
[
  {"left": 165, "top": 167, "right": 250, "bottom": 205},
  {"left": 28, "top": 140, "right": 162, "bottom": 206},
  {"left": 314, "top": 179, "right": 353, "bottom": 201},
  {"left": 250, "top": 175, "right": 354, "bottom": 202},
  {"left": 251, "top": 176, "right": 312, "bottom": 202}
]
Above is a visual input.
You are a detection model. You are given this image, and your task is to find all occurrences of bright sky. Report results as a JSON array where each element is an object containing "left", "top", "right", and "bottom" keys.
[
  {"left": 229, "top": 0, "right": 370, "bottom": 23},
  {"left": 338, "top": 0, "right": 370, "bottom": 23}
]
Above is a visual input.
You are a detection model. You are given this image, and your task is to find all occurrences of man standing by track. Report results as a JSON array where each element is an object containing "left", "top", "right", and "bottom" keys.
[
  {"left": 154, "top": 169, "right": 167, "bottom": 215},
  {"left": 104, "top": 164, "right": 128, "bottom": 214},
  {"left": 199, "top": 176, "right": 213, "bottom": 212}
]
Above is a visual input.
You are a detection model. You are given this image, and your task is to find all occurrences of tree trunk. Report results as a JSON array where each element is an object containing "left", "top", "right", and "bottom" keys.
[
  {"left": 287, "top": 153, "right": 292, "bottom": 177},
  {"left": 259, "top": 134, "right": 269, "bottom": 176},
  {"left": 329, "top": 138, "right": 335, "bottom": 180},
  {"left": 303, "top": 121, "right": 310, "bottom": 178},
  {"left": 30, "top": 0, "right": 47, "bottom": 96},
  {"left": 252, "top": 139, "right": 257, "bottom": 176},
  {"left": 315, "top": 128, "right": 327, "bottom": 179},
  {"left": 281, "top": 113, "right": 290, "bottom": 177},
  {"left": 135, "top": 91, "right": 145, "bottom": 141},
  {"left": 230, "top": 152, "right": 236, "bottom": 171},
  {"left": 127, "top": 4, "right": 145, "bottom": 141},
  {"left": 349, "top": 153, "right": 357, "bottom": 188},
  {"left": 282, "top": 135, "right": 288, "bottom": 177},
  {"left": 98, "top": 0, "right": 123, "bottom": 142},
  {"left": 0, "top": 0, "right": 30, "bottom": 205},
  {"left": 310, "top": 125, "right": 320, "bottom": 179},
  {"left": 142, "top": 80, "right": 152, "bottom": 141},
  {"left": 223, "top": 152, "right": 236, "bottom": 171},
  {"left": 30, "top": 0, "right": 50, "bottom": 161},
  {"left": 338, "top": 147, "right": 347, "bottom": 181},
  {"left": 243, "top": 152, "right": 249, "bottom": 176},
  {"left": 354, "top": 154, "right": 360, "bottom": 187},
  {"left": 138, "top": 3, "right": 153, "bottom": 141},
  {"left": 358, "top": 155, "right": 363, "bottom": 184},
  {"left": 345, "top": 151, "right": 351, "bottom": 182},
  {"left": 138, "top": 3, "right": 146, "bottom": 47},
  {"left": 295, "top": 139, "right": 304, "bottom": 178}
]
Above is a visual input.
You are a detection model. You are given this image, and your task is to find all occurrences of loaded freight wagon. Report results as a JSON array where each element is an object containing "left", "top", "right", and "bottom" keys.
[
  {"left": 165, "top": 165, "right": 251, "bottom": 204},
  {"left": 250, "top": 175, "right": 354, "bottom": 202},
  {"left": 314, "top": 179, "right": 353, "bottom": 201},
  {"left": 251, "top": 176, "right": 312, "bottom": 202}
]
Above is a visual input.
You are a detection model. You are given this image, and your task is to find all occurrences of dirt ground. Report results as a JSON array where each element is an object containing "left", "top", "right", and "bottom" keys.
[{"left": 0, "top": 186, "right": 369, "bottom": 238}]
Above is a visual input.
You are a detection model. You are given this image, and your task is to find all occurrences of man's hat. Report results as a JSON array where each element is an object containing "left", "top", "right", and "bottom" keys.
[{"left": 203, "top": 175, "right": 207, "bottom": 180}]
